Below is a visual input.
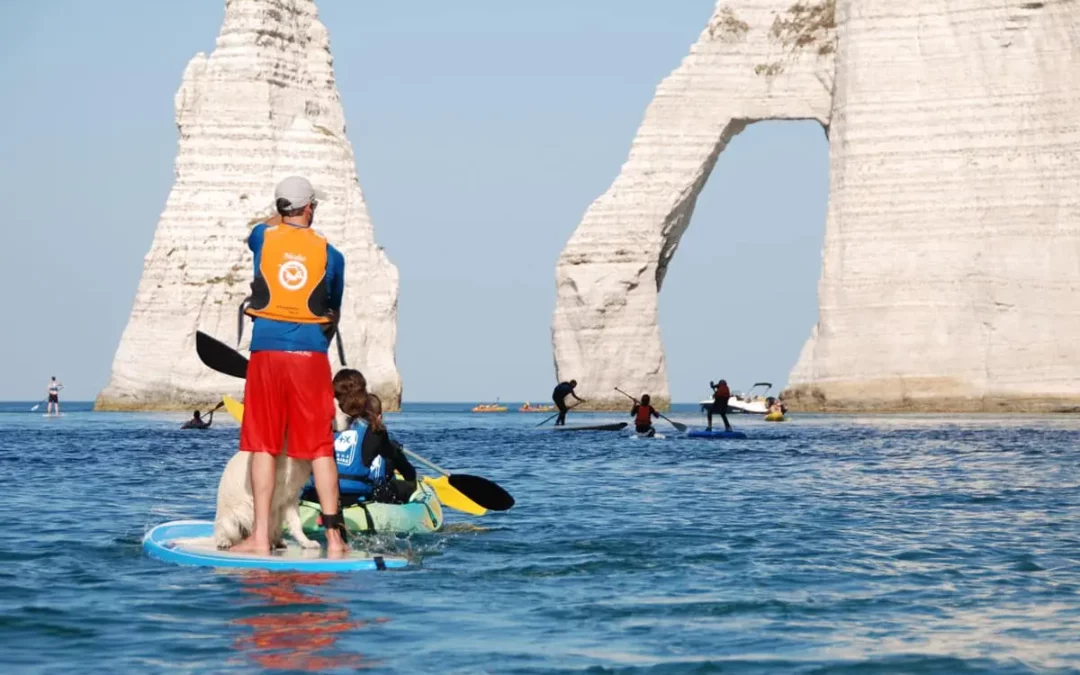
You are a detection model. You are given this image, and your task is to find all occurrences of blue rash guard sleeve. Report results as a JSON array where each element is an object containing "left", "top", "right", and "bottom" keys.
[{"left": 246, "top": 223, "right": 346, "bottom": 353}]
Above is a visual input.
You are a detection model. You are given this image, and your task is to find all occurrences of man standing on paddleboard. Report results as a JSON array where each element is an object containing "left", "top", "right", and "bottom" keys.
[
  {"left": 708, "top": 379, "right": 734, "bottom": 432},
  {"left": 552, "top": 379, "right": 585, "bottom": 426},
  {"left": 232, "top": 176, "right": 348, "bottom": 555},
  {"left": 46, "top": 376, "right": 63, "bottom": 416}
]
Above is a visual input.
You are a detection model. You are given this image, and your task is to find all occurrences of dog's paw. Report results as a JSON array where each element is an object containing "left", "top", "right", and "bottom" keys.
[{"left": 299, "top": 538, "right": 322, "bottom": 550}]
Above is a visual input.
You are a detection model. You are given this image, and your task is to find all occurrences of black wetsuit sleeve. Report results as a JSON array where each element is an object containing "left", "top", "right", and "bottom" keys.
[
  {"left": 204, "top": 411, "right": 213, "bottom": 428},
  {"left": 362, "top": 429, "right": 417, "bottom": 481},
  {"left": 651, "top": 406, "right": 660, "bottom": 418},
  {"left": 631, "top": 404, "right": 640, "bottom": 417},
  {"left": 387, "top": 440, "right": 417, "bottom": 481}
]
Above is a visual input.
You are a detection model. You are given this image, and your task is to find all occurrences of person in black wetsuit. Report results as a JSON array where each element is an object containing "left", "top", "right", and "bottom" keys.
[
  {"left": 181, "top": 409, "right": 213, "bottom": 430},
  {"left": 357, "top": 394, "right": 418, "bottom": 504},
  {"left": 631, "top": 394, "right": 660, "bottom": 437},
  {"left": 552, "top": 379, "right": 585, "bottom": 426}
]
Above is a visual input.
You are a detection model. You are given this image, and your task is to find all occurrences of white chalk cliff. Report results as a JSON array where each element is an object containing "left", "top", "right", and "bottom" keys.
[
  {"left": 97, "top": 0, "right": 401, "bottom": 411},
  {"left": 553, "top": 0, "right": 1080, "bottom": 411}
]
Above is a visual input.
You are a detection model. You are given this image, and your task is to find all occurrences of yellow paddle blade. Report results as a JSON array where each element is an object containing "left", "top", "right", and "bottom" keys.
[
  {"left": 222, "top": 395, "right": 245, "bottom": 423},
  {"left": 423, "top": 476, "right": 487, "bottom": 516}
]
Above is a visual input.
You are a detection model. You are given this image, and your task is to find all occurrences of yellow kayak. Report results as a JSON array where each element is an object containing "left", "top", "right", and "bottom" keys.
[{"left": 764, "top": 411, "right": 787, "bottom": 422}]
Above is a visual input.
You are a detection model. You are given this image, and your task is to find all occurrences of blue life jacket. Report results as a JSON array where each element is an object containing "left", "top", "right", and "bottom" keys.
[{"left": 334, "top": 418, "right": 388, "bottom": 497}]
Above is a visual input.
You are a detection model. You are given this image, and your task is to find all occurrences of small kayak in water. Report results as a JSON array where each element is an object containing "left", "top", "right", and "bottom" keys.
[
  {"left": 299, "top": 482, "right": 444, "bottom": 535},
  {"left": 554, "top": 422, "right": 628, "bottom": 432},
  {"left": 630, "top": 431, "right": 665, "bottom": 440},
  {"left": 687, "top": 429, "right": 748, "bottom": 439},
  {"left": 143, "top": 520, "right": 407, "bottom": 572},
  {"left": 764, "top": 411, "right": 786, "bottom": 422}
]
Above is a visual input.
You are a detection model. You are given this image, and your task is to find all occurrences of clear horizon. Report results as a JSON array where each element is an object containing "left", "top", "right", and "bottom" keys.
[{"left": 1, "top": 1, "right": 827, "bottom": 403}]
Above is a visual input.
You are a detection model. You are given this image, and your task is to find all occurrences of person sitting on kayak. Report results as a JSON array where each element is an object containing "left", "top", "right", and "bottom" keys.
[
  {"left": 552, "top": 379, "right": 585, "bottom": 426},
  {"left": 181, "top": 409, "right": 213, "bottom": 430},
  {"left": 708, "top": 379, "right": 734, "bottom": 432},
  {"left": 631, "top": 394, "right": 660, "bottom": 437},
  {"left": 302, "top": 369, "right": 418, "bottom": 506}
]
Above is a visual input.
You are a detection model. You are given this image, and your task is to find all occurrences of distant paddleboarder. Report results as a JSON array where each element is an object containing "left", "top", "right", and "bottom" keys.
[
  {"left": 46, "top": 377, "right": 63, "bottom": 416},
  {"left": 631, "top": 394, "right": 660, "bottom": 437},
  {"left": 708, "top": 379, "right": 734, "bottom": 432},
  {"left": 552, "top": 379, "right": 585, "bottom": 426}
]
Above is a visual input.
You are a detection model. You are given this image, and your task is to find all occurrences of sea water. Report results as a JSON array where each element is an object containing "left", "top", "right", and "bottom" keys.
[{"left": 0, "top": 403, "right": 1078, "bottom": 673}]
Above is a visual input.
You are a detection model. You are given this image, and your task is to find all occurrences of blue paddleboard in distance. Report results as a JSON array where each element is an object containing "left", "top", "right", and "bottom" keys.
[
  {"left": 687, "top": 429, "right": 748, "bottom": 439},
  {"left": 143, "top": 520, "right": 408, "bottom": 572}
]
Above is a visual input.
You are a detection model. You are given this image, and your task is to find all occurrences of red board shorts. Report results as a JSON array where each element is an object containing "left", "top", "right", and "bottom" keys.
[{"left": 240, "top": 350, "right": 335, "bottom": 460}]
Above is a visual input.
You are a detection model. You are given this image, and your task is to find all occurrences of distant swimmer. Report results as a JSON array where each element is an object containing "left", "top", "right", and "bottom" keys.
[
  {"left": 46, "top": 376, "right": 63, "bottom": 416},
  {"left": 707, "top": 379, "right": 734, "bottom": 432},
  {"left": 552, "top": 379, "right": 585, "bottom": 426},
  {"left": 631, "top": 393, "right": 660, "bottom": 437},
  {"left": 181, "top": 409, "right": 214, "bottom": 430}
]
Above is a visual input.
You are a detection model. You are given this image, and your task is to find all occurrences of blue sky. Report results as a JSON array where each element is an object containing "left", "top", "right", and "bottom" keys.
[{"left": 0, "top": 1, "right": 827, "bottom": 403}]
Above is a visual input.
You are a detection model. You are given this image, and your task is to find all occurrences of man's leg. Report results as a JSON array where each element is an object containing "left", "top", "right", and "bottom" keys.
[
  {"left": 232, "top": 352, "right": 285, "bottom": 554},
  {"left": 721, "top": 410, "right": 733, "bottom": 432},
  {"left": 232, "top": 451, "right": 277, "bottom": 553},
  {"left": 311, "top": 456, "right": 346, "bottom": 553},
  {"left": 556, "top": 400, "right": 567, "bottom": 426},
  {"left": 289, "top": 351, "right": 347, "bottom": 554},
  {"left": 706, "top": 408, "right": 713, "bottom": 431}
]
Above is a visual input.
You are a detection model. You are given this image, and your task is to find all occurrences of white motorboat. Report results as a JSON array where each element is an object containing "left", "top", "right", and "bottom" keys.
[{"left": 699, "top": 382, "right": 774, "bottom": 414}]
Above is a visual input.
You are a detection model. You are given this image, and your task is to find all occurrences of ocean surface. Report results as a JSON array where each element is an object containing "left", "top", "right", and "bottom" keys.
[{"left": 1, "top": 402, "right": 1079, "bottom": 674}]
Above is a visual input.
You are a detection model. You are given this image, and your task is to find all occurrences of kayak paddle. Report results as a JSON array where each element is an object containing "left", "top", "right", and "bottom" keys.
[
  {"left": 401, "top": 448, "right": 514, "bottom": 511},
  {"left": 196, "top": 331, "right": 249, "bottom": 379},
  {"left": 615, "top": 387, "right": 687, "bottom": 432},
  {"left": 30, "top": 399, "right": 47, "bottom": 412}
]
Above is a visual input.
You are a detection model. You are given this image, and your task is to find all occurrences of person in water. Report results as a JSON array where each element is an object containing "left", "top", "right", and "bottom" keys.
[
  {"left": 631, "top": 394, "right": 660, "bottom": 437},
  {"left": 234, "top": 176, "right": 347, "bottom": 555},
  {"left": 708, "top": 379, "right": 734, "bottom": 432},
  {"left": 302, "top": 369, "right": 418, "bottom": 507},
  {"left": 181, "top": 409, "right": 213, "bottom": 430},
  {"left": 552, "top": 379, "right": 585, "bottom": 426},
  {"left": 46, "top": 376, "right": 63, "bottom": 415}
]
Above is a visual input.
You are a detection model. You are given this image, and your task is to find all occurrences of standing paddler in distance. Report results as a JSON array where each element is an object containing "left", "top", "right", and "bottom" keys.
[
  {"left": 232, "top": 176, "right": 348, "bottom": 555},
  {"left": 708, "top": 379, "right": 734, "bottom": 432},
  {"left": 631, "top": 393, "right": 660, "bottom": 437},
  {"left": 552, "top": 379, "right": 585, "bottom": 426}
]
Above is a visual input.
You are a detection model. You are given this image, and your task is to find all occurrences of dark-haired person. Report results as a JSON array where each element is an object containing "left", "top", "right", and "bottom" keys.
[
  {"left": 302, "top": 369, "right": 418, "bottom": 507},
  {"left": 552, "top": 379, "right": 585, "bottom": 426},
  {"left": 631, "top": 393, "right": 660, "bottom": 437},
  {"left": 233, "top": 176, "right": 348, "bottom": 555},
  {"left": 708, "top": 379, "right": 734, "bottom": 432},
  {"left": 181, "top": 409, "right": 213, "bottom": 430}
]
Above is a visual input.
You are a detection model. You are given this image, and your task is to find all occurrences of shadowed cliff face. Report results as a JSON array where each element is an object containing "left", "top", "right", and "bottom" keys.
[
  {"left": 553, "top": 0, "right": 1080, "bottom": 413},
  {"left": 96, "top": 0, "right": 401, "bottom": 411}
]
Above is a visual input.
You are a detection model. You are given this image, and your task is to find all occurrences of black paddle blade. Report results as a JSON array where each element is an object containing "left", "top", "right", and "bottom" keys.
[
  {"left": 448, "top": 474, "right": 515, "bottom": 511},
  {"left": 196, "top": 331, "right": 249, "bottom": 379}
]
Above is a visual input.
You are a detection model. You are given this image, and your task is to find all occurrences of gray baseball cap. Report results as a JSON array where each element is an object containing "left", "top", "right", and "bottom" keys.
[{"left": 274, "top": 176, "right": 325, "bottom": 210}]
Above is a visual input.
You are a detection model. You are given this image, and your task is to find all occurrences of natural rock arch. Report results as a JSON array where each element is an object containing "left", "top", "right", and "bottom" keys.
[{"left": 553, "top": 0, "right": 1080, "bottom": 412}]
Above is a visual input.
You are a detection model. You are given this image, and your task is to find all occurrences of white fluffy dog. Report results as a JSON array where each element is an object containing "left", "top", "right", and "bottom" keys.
[{"left": 213, "top": 449, "right": 319, "bottom": 550}]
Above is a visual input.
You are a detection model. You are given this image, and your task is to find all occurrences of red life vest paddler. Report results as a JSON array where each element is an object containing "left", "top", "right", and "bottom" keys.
[
  {"left": 635, "top": 404, "right": 655, "bottom": 426},
  {"left": 712, "top": 380, "right": 731, "bottom": 403},
  {"left": 245, "top": 224, "right": 332, "bottom": 325}
]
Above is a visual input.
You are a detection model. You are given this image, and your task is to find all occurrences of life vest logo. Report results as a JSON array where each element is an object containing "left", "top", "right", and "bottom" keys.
[
  {"left": 334, "top": 430, "right": 358, "bottom": 466},
  {"left": 278, "top": 260, "right": 308, "bottom": 291}
]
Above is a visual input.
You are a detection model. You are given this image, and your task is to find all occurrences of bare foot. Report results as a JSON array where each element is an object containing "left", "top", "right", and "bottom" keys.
[
  {"left": 324, "top": 530, "right": 348, "bottom": 558},
  {"left": 230, "top": 536, "right": 271, "bottom": 555}
]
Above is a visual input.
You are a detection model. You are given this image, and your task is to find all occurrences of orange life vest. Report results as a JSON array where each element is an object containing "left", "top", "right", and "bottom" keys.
[
  {"left": 245, "top": 225, "right": 331, "bottom": 324},
  {"left": 635, "top": 405, "right": 654, "bottom": 426}
]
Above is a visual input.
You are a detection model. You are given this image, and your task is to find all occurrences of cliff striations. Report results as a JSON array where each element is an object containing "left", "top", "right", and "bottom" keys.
[{"left": 97, "top": 0, "right": 401, "bottom": 411}]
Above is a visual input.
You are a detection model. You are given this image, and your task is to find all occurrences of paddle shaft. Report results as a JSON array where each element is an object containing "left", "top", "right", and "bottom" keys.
[
  {"left": 401, "top": 447, "right": 450, "bottom": 477},
  {"left": 536, "top": 401, "right": 582, "bottom": 427},
  {"left": 615, "top": 387, "right": 687, "bottom": 432}
]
